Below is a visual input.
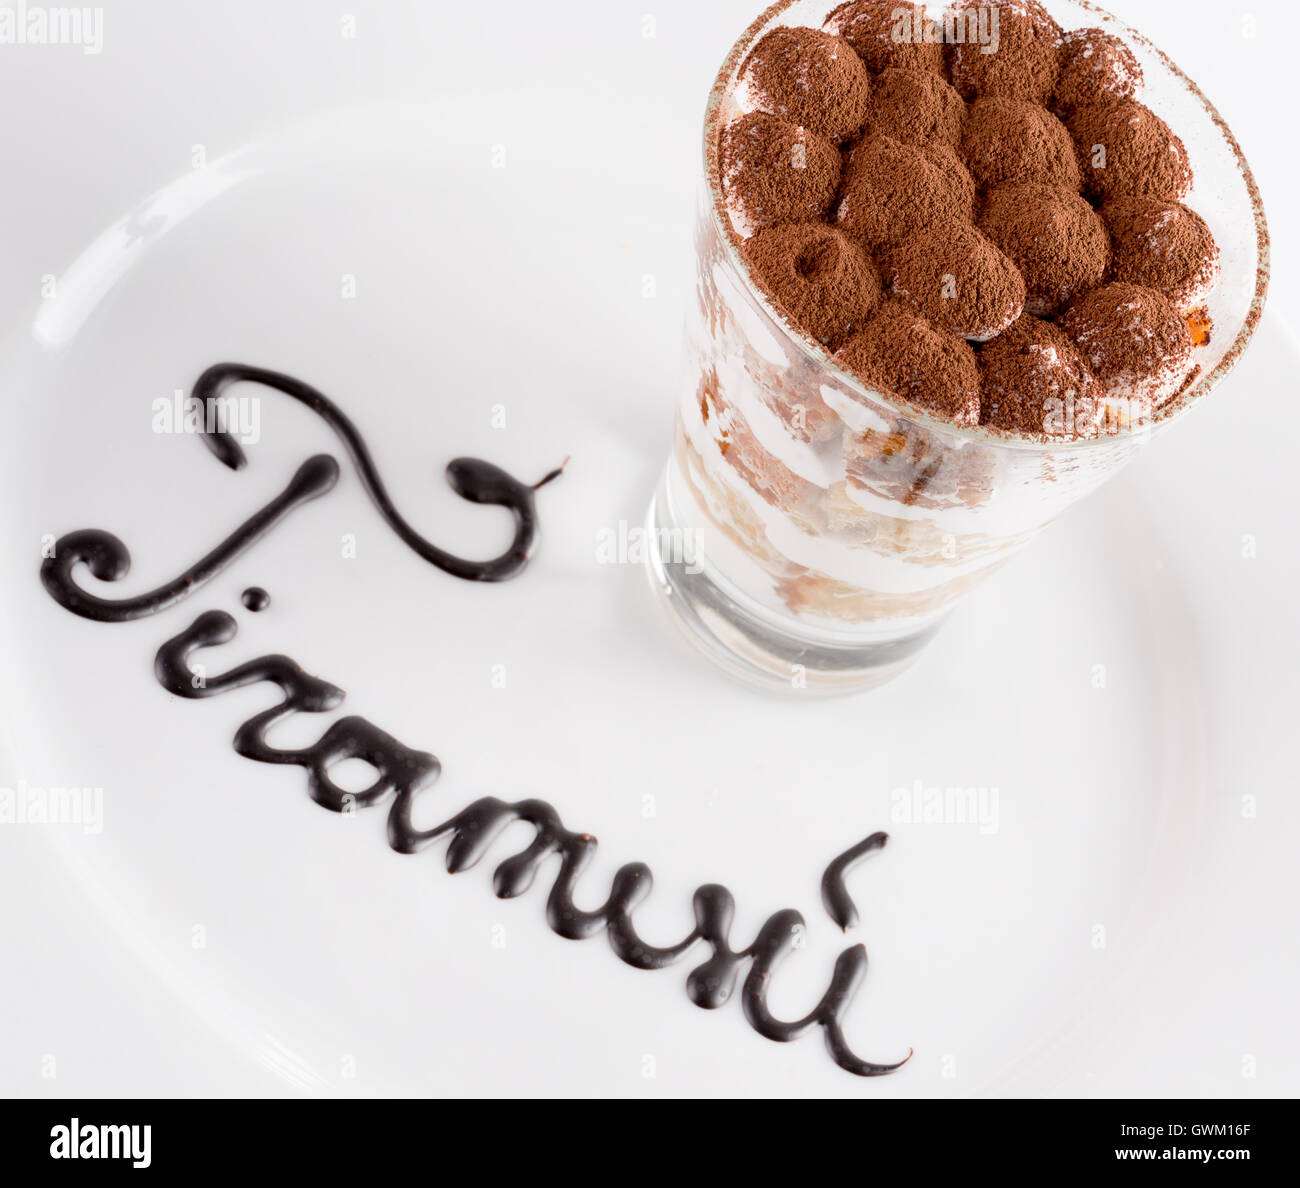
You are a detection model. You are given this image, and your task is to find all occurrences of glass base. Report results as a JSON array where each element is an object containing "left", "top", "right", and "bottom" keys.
[{"left": 644, "top": 470, "right": 943, "bottom": 697}]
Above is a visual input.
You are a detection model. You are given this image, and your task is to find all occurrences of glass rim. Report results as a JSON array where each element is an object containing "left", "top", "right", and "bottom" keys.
[{"left": 701, "top": 0, "right": 1272, "bottom": 453}]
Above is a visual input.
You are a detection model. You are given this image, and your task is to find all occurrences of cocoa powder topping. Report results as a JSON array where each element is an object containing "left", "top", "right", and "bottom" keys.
[
  {"left": 1103, "top": 196, "right": 1220, "bottom": 313},
  {"left": 1054, "top": 27, "right": 1144, "bottom": 115},
  {"left": 978, "top": 182, "right": 1109, "bottom": 315},
  {"left": 836, "top": 299, "right": 982, "bottom": 425},
  {"left": 923, "top": 143, "right": 977, "bottom": 211},
  {"left": 949, "top": 0, "right": 1063, "bottom": 105},
  {"left": 836, "top": 135, "right": 974, "bottom": 251},
  {"left": 721, "top": 112, "right": 842, "bottom": 237},
  {"left": 978, "top": 314, "right": 1100, "bottom": 436},
  {"left": 961, "top": 97, "right": 1081, "bottom": 191},
  {"left": 862, "top": 67, "right": 966, "bottom": 148},
  {"left": 1067, "top": 98, "right": 1193, "bottom": 203},
  {"left": 710, "top": 3, "right": 1220, "bottom": 437},
  {"left": 739, "top": 26, "right": 871, "bottom": 143},
  {"left": 741, "top": 222, "right": 882, "bottom": 349},
  {"left": 883, "top": 219, "right": 1026, "bottom": 342},
  {"left": 824, "top": 1, "right": 945, "bottom": 76},
  {"left": 1058, "top": 282, "right": 1194, "bottom": 407}
]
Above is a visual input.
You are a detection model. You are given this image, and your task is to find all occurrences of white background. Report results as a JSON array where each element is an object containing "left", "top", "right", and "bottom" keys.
[{"left": 0, "top": 0, "right": 1296, "bottom": 1097}]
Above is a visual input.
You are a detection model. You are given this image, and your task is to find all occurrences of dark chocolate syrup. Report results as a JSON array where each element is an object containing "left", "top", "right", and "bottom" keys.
[
  {"left": 153, "top": 610, "right": 912, "bottom": 1077},
  {"left": 40, "top": 364, "right": 908, "bottom": 1078},
  {"left": 40, "top": 365, "right": 562, "bottom": 623},
  {"left": 821, "top": 832, "right": 890, "bottom": 932},
  {"left": 40, "top": 456, "right": 339, "bottom": 622},
  {"left": 192, "top": 363, "right": 564, "bottom": 583}
]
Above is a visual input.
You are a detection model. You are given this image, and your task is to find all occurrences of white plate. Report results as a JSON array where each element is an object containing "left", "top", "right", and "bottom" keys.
[{"left": 1, "top": 0, "right": 1298, "bottom": 1098}]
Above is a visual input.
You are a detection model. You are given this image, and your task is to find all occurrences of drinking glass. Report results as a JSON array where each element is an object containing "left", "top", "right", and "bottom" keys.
[{"left": 646, "top": 0, "right": 1268, "bottom": 694}]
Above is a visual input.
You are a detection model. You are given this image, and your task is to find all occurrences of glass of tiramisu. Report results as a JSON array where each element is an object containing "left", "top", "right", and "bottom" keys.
[{"left": 646, "top": 0, "right": 1268, "bottom": 694}]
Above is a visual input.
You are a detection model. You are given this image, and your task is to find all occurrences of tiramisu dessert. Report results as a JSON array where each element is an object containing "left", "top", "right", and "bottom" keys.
[{"left": 651, "top": 0, "right": 1266, "bottom": 691}]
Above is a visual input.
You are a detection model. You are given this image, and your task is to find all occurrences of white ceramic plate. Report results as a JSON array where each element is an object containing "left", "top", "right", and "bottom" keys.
[{"left": 1, "top": 0, "right": 1297, "bottom": 1098}]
